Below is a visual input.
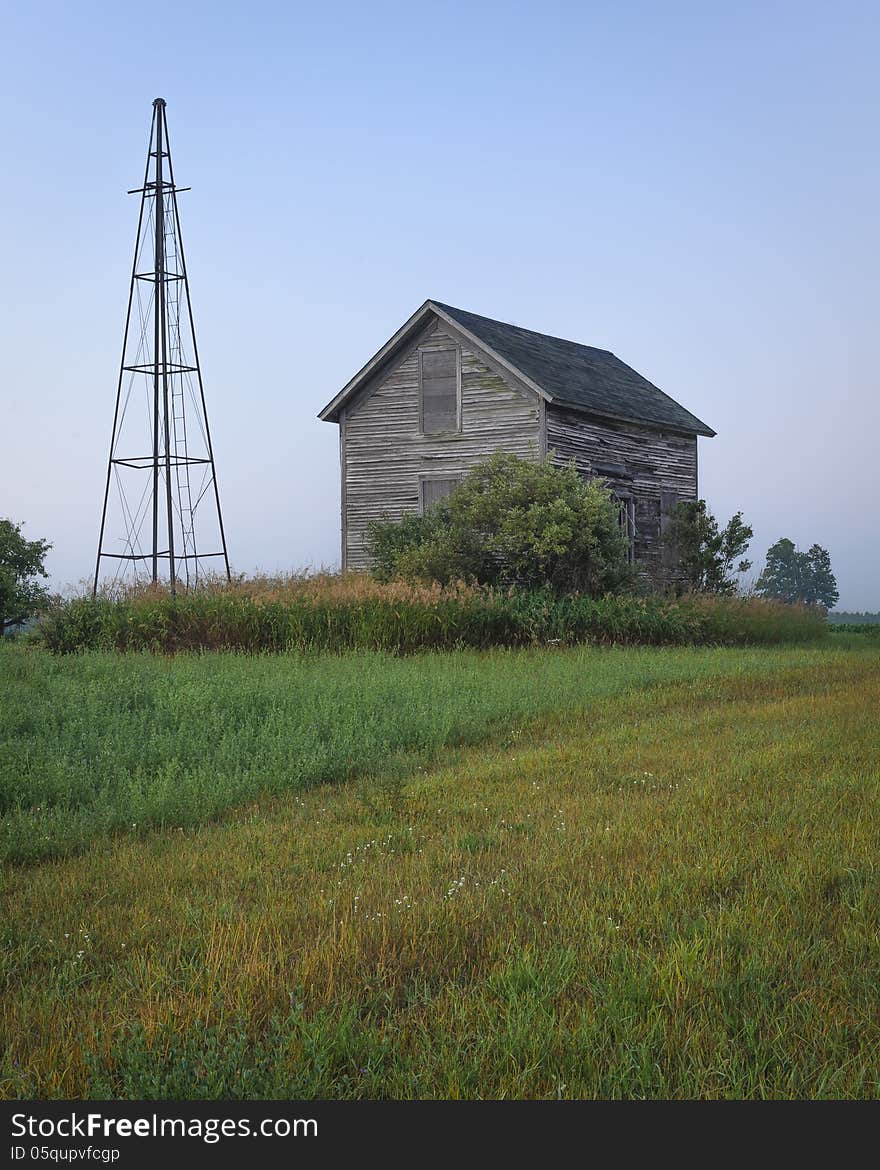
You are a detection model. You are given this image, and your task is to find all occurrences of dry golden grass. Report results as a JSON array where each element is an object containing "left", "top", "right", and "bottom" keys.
[{"left": 95, "top": 571, "right": 481, "bottom": 605}]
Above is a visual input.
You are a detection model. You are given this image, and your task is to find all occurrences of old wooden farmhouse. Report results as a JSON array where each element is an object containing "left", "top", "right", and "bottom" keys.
[{"left": 319, "top": 301, "right": 715, "bottom": 577}]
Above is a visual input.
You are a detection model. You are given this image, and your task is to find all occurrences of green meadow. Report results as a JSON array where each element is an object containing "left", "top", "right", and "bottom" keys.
[{"left": 1, "top": 636, "right": 879, "bottom": 1097}]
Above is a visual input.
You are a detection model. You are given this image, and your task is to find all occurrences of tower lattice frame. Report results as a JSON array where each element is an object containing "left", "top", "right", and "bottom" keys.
[{"left": 94, "top": 97, "right": 230, "bottom": 594}]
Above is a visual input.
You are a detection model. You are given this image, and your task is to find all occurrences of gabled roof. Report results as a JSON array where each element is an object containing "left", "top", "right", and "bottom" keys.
[{"left": 318, "top": 300, "right": 715, "bottom": 437}]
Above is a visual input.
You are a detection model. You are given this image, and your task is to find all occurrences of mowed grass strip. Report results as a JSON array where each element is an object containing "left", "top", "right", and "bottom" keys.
[
  {"left": 2, "top": 650, "right": 879, "bottom": 1098},
  {"left": 0, "top": 640, "right": 867, "bottom": 864}
]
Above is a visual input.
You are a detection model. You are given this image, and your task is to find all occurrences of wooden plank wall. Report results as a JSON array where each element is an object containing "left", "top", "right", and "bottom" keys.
[
  {"left": 342, "top": 321, "right": 541, "bottom": 569},
  {"left": 546, "top": 405, "right": 698, "bottom": 580}
]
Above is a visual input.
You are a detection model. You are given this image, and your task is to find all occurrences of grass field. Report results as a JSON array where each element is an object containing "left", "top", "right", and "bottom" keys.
[
  {"left": 0, "top": 639, "right": 854, "bottom": 864},
  {"left": 1, "top": 638, "right": 879, "bottom": 1098}
]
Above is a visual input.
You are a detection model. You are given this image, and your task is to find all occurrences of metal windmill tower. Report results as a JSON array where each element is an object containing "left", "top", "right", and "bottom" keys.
[{"left": 94, "top": 97, "right": 230, "bottom": 594}]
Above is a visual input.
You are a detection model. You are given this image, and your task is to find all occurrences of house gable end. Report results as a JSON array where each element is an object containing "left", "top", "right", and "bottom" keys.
[{"left": 336, "top": 309, "right": 542, "bottom": 423}]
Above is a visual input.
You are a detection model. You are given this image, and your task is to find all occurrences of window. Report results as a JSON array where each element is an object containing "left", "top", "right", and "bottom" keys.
[
  {"left": 660, "top": 491, "right": 678, "bottom": 567},
  {"left": 419, "top": 348, "right": 460, "bottom": 433},
  {"left": 616, "top": 496, "right": 636, "bottom": 563},
  {"left": 420, "top": 475, "right": 462, "bottom": 513}
]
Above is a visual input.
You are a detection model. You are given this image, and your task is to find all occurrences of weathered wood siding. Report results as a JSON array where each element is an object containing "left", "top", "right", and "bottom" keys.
[
  {"left": 546, "top": 405, "right": 697, "bottom": 580},
  {"left": 341, "top": 321, "right": 541, "bottom": 568}
]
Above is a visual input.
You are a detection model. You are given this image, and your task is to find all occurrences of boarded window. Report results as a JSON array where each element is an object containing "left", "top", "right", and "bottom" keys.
[
  {"left": 616, "top": 496, "right": 636, "bottom": 563},
  {"left": 420, "top": 476, "right": 461, "bottom": 512},
  {"left": 420, "top": 349, "right": 459, "bottom": 433},
  {"left": 636, "top": 497, "right": 661, "bottom": 545},
  {"left": 660, "top": 490, "right": 678, "bottom": 566}
]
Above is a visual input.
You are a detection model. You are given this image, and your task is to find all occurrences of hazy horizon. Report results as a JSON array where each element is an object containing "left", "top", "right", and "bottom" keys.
[{"left": 2, "top": 1, "right": 878, "bottom": 609}]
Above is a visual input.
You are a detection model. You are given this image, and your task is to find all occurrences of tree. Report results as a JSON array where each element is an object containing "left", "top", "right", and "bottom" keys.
[
  {"left": 803, "top": 544, "right": 839, "bottom": 609},
  {"left": 367, "top": 452, "right": 632, "bottom": 595},
  {"left": 755, "top": 538, "right": 838, "bottom": 608},
  {"left": 754, "top": 537, "right": 801, "bottom": 604},
  {"left": 0, "top": 519, "right": 52, "bottom": 632},
  {"left": 668, "top": 500, "right": 752, "bottom": 594}
]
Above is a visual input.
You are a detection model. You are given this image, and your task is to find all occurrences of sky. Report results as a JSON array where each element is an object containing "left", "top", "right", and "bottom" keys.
[{"left": 2, "top": 0, "right": 878, "bottom": 609}]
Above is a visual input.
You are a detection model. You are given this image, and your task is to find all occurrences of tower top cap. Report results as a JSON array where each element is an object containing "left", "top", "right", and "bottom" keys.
[{"left": 153, "top": 97, "right": 166, "bottom": 107}]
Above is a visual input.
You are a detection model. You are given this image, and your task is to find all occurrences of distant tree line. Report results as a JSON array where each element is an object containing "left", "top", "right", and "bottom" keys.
[{"left": 827, "top": 611, "right": 880, "bottom": 625}]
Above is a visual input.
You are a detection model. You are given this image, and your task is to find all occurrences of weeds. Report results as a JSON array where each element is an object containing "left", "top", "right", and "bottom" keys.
[{"left": 36, "top": 574, "right": 827, "bottom": 654}]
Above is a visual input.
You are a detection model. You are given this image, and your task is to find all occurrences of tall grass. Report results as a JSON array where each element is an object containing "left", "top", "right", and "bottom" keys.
[{"left": 37, "top": 574, "right": 827, "bottom": 654}]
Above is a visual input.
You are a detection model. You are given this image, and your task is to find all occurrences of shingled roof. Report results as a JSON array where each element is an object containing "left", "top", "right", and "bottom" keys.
[
  {"left": 431, "top": 302, "right": 715, "bottom": 437},
  {"left": 319, "top": 300, "right": 715, "bottom": 437}
]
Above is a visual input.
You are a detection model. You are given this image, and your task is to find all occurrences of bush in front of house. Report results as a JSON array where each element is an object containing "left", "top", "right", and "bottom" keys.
[{"left": 367, "top": 452, "right": 634, "bottom": 596}]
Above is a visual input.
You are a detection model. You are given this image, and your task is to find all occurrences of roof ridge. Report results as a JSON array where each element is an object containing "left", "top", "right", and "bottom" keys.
[{"left": 430, "top": 301, "right": 615, "bottom": 357}]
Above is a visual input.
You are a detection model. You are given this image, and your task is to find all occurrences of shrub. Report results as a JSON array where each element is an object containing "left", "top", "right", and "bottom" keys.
[
  {"left": 367, "top": 452, "right": 632, "bottom": 595},
  {"left": 668, "top": 500, "right": 752, "bottom": 594},
  {"left": 366, "top": 511, "right": 440, "bottom": 582}
]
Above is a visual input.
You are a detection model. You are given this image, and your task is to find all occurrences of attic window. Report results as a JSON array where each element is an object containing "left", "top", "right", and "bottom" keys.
[{"left": 420, "top": 348, "right": 460, "bottom": 433}]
